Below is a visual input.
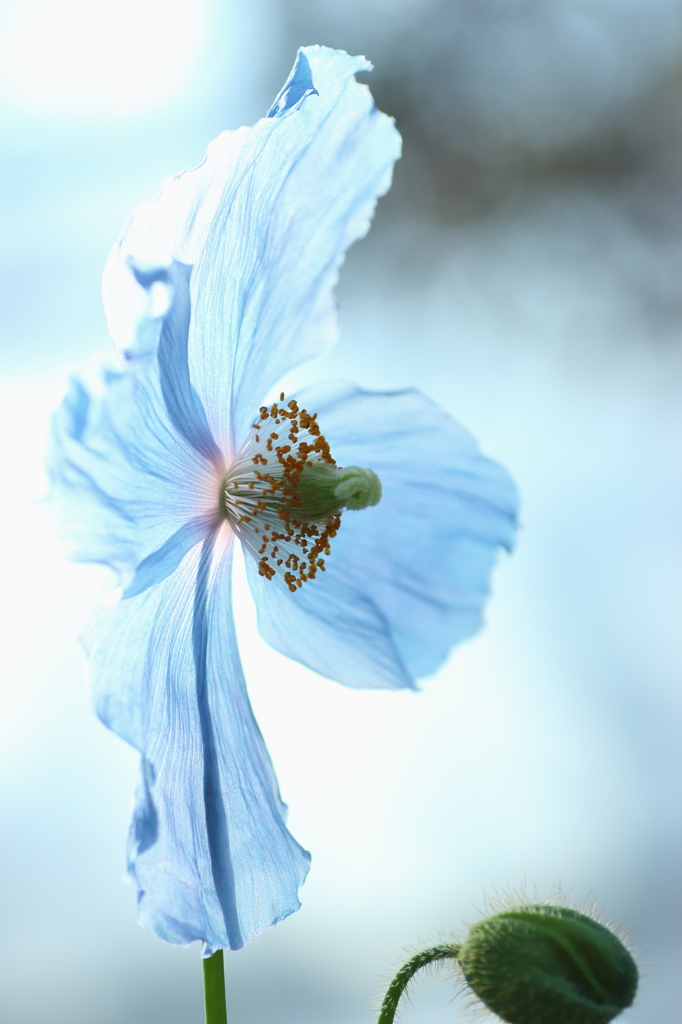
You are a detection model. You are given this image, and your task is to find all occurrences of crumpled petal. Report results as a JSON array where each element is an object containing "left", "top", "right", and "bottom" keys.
[
  {"left": 102, "top": 46, "right": 402, "bottom": 456},
  {"left": 48, "top": 259, "right": 220, "bottom": 593},
  {"left": 86, "top": 526, "right": 310, "bottom": 952},
  {"left": 246, "top": 382, "right": 519, "bottom": 688}
]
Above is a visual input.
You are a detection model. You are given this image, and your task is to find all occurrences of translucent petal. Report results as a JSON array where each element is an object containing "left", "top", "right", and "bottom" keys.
[
  {"left": 48, "top": 261, "right": 221, "bottom": 593},
  {"left": 128, "top": 258, "right": 222, "bottom": 465},
  {"left": 102, "top": 46, "right": 402, "bottom": 456},
  {"left": 123, "top": 517, "right": 211, "bottom": 599},
  {"left": 246, "top": 382, "right": 519, "bottom": 687},
  {"left": 85, "top": 527, "right": 310, "bottom": 952}
]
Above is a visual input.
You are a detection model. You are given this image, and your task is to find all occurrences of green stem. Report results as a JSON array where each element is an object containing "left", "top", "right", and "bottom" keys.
[
  {"left": 377, "top": 944, "right": 460, "bottom": 1024},
  {"left": 203, "top": 949, "right": 228, "bottom": 1024}
]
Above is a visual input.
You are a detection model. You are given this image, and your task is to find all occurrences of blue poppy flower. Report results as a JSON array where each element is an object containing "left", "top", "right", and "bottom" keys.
[{"left": 48, "top": 46, "right": 518, "bottom": 954}]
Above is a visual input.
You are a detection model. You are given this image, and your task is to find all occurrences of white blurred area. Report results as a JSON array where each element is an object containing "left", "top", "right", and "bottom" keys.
[
  {"left": 0, "top": 0, "right": 208, "bottom": 116},
  {"left": 1, "top": 1, "right": 681, "bottom": 1022}
]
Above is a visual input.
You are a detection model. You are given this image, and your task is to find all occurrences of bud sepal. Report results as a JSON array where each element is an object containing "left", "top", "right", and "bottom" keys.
[
  {"left": 459, "top": 903, "right": 638, "bottom": 1024},
  {"left": 377, "top": 899, "right": 637, "bottom": 1024}
]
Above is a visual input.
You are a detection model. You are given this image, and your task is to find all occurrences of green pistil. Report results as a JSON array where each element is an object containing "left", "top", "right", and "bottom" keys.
[{"left": 293, "top": 464, "right": 382, "bottom": 522}]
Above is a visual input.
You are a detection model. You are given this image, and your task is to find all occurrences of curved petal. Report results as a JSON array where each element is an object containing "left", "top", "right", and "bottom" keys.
[
  {"left": 48, "top": 262, "right": 220, "bottom": 593},
  {"left": 129, "top": 258, "right": 222, "bottom": 465},
  {"left": 85, "top": 526, "right": 310, "bottom": 952},
  {"left": 102, "top": 46, "right": 402, "bottom": 456},
  {"left": 123, "top": 516, "right": 211, "bottom": 599},
  {"left": 246, "top": 382, "right": 519, "bottom": 688}
]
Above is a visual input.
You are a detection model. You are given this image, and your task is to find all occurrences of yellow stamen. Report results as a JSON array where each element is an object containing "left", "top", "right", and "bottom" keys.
[{"left": 221, "top": 395, "right": 380, "bottom": 591}]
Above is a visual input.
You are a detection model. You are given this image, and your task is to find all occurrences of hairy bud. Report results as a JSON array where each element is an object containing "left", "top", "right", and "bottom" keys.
[
  {"left": 377, "top": 901, "right": 637, "bottom": 1024},
  {"left": 458, "top": 904, "right": 638, "bottom": 1024}
]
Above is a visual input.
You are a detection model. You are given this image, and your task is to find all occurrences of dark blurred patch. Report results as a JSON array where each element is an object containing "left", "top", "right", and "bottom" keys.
[
  {"left": 283, "top": 0, "right": 682, "bottom": 222},
  {"left": 280, "top": 0, "right": 682, "bottom": 353}
]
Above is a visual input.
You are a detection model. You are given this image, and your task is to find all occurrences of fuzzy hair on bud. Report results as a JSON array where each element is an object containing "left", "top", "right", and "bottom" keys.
[{"left": 458, "top": 903, "right": 638, "bottom": 1024}]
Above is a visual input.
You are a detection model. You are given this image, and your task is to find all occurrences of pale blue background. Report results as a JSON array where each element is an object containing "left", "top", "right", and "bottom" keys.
[{"left": 0, "top": 1, "right": 681, "bottom": 1021}]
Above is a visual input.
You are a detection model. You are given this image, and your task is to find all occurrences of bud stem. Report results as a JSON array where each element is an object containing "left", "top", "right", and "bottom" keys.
[
  {"left": 377, "top": 944, "right": 461, "bottom": 1024},
  {"left": 203, "top": 949, "right": 228, "bottom": 1024}
]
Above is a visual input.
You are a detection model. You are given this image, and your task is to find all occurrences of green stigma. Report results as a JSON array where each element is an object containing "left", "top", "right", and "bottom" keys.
[{"left": 293, "top": 464, "right": 382, "bottom": 522}]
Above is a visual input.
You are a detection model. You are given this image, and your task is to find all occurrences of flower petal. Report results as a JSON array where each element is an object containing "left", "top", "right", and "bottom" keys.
[
  {"left": 128, "top": 258, "right": 222, "bottom": 465},
  {"left": 102, "top": 46, "right": 402, "bottom": 455},
  {"left": 48, "top": 262, "right": 220, "bottom": 592},
  {"left": 86, "top": 526, "right": 310, "bottom": 952},
  {"left": 123, "top": 516, "right": 211, "bottom": 599},
  {"left": 246, "top": 382, "right": 518, "bottom": 688}
]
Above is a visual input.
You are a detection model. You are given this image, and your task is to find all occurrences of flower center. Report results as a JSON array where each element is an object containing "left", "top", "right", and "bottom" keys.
[{"left": 221, "top": 394, "right": 381, "bottom": 592}]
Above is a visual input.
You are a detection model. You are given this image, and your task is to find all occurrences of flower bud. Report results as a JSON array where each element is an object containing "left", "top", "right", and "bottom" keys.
[{"left": 458, "top": 903, "right": 638, "bottom": 1024}]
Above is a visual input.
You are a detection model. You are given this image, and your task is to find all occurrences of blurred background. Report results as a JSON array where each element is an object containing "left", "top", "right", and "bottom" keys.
[{"left": 1, "top": 0, "right": 681, "bottom": 1021}]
